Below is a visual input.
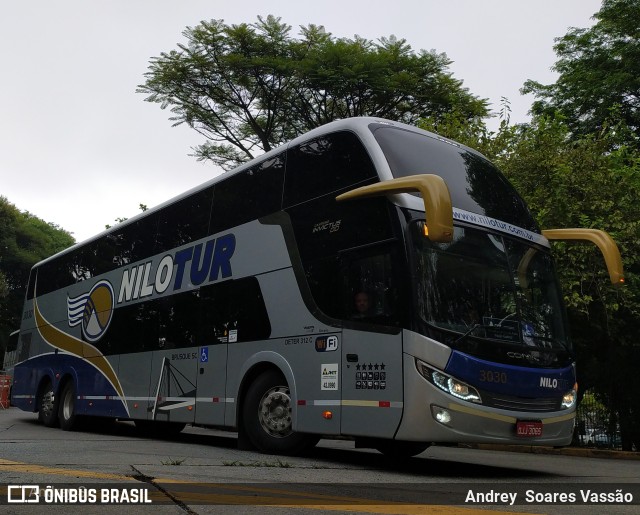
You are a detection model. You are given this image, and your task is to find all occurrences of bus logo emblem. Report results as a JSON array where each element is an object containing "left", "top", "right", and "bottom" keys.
[{"left": 67, "top": 280, "right": 115, "bottom": 343}]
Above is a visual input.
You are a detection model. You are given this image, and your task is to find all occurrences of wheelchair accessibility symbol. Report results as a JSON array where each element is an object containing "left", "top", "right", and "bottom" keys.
[{"left": 200, "top": 347, "right": 209, "bottom": 363}]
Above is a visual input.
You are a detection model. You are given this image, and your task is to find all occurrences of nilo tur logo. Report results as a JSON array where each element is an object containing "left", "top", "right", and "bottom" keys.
[{"left": 67, "top": 280, "right": 115, "bottom": 342}]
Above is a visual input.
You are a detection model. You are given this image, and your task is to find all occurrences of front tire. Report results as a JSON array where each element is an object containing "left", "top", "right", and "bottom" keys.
[{"left": 242, "top": 370, "right": 318, "bottom": 455}]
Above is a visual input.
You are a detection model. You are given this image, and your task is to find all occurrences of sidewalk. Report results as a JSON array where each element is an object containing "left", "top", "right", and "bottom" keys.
[{"left": 467, "top": 443, "right": 640, "bottom": 460}]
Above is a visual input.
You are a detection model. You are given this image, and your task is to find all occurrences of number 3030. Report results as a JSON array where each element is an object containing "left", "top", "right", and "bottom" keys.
[{"left": 479, "top": 370, "right": 507, "bottom": 383}]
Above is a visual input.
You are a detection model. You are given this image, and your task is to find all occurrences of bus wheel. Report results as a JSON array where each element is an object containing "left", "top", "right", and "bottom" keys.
[
  {"left": 375, "top": 441, "right": 429, "bottom": 458},
  {"left": 243, "top": 370, "right": 318, "bottom": 455},
  {"left": 38, "top": 381, "right": 58, "bottom": 428},
  {"left": 58, "top": 382, "right": 79, "bottom": 431}
]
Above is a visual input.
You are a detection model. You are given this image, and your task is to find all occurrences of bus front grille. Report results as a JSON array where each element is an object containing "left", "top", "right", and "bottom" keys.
[{"left": 482, "top": 392, "right": 560, "bottom": 412}]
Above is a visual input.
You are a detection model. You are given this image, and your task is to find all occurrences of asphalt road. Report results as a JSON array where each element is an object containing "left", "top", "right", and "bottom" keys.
[{"left": 1, "top": 407, "right": 639, "bottom": 515}]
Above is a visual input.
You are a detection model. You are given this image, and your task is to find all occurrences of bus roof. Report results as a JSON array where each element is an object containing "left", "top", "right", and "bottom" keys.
[{"left": 31, "top": 117, "right": 486, "bottom": 268}]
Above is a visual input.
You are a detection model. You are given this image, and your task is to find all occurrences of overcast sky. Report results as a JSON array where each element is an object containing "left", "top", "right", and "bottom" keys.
[{"left": 1, "top": 0, "right": 602, "bottom": 243}]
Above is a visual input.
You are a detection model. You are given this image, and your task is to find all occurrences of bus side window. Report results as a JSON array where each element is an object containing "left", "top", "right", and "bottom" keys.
[
  {"left": 26, "top": 269, "right": 37, "bottom": 300},
  {"left": 110, "top": 215, "right": 160, "bottom": 266},
  {"left": 283, "top": 131, "right": 376, "bottom": 208},
  {"left": 287, "top": 194, "right": 397, "bottom": 324},
  {"left": 210, "top": 154, "right": 285, "bottom": 234},
  {"left": 102, "top": 302, "right": 159, "bottom": 355},
  {"left": 155, "top": 188, "right": 214, "bottom": 252},
  {"left": 17, "top": 332, "right": 31, "bottom": 362},
  {"left": 84, "top": 238, "right": 118, "bottom": 278},
  {"left": 200, "top": 278, "right": 271, "bottom": 344},
  {"left": 157, "top": 290, "right": 201, "bottom": 349},
  {"left": 343, "top": 248, "right": 404, "bottom": 328},
  {"left": 7, "top": 332, "right": 19, "bottom": 353},
  {"left": 297, "top": 244, "right": 405, "bottom": 328}
]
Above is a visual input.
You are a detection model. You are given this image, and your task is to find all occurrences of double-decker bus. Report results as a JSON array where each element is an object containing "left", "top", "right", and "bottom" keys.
[{"left": 9, "top": 117, "right": 623, "bottom": 456}]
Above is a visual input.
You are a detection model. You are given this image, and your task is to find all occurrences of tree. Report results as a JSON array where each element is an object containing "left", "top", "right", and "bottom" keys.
[
  {"left": 0, "top": 197, "right": 75, "bottom": 364},
  {"left": 522, "top": 0, "right": 640, "bottom": 148},
  {"left": 138, "top": 15, "right": 488, "bottom": 170}
]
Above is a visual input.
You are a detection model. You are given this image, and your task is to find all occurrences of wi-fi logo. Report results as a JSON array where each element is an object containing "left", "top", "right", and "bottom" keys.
[{"left": 67, "top": 280, "right": 114, "bottom": 342}]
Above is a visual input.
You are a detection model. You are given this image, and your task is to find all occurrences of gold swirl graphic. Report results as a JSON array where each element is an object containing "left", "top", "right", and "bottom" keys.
[{"left": 34, "top": 296, "right": 128, "bottom": 415}]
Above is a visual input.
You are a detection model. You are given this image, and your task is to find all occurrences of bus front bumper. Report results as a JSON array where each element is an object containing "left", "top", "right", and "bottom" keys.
[{"left": 395, "top": 354, "right": 575, "bottom": 446}]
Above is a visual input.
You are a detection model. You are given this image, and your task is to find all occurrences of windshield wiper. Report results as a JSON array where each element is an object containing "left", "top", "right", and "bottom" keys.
[{"left": 454, "top": 323, "right": 481, "bottom": 345}]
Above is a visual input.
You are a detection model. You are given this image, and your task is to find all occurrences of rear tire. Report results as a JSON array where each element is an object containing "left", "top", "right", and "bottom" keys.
[
  {"left": 58, "top": 382, "right": 79, "bottom": 431},
  {"left": 242, "top": 369, "right": 318, "bottom": 455},
  {"left": 37, "top": 380, "right": 58, "bottom": 428}
]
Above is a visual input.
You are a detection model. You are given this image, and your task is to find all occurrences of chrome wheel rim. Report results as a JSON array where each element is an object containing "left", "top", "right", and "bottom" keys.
[
  {"left": 258, "top": 386, "right": 292, "bottom": 438},
  {"left": 41, "top": 390, "right": 55, "bottom": 419}
]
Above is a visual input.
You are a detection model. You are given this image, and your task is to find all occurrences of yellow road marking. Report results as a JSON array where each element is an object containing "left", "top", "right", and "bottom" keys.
[{"left": 159, "top": 484, "right": 531, "bottom": 514}]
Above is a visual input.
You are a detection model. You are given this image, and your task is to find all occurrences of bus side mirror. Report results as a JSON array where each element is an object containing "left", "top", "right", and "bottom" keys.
[
  {"left": 336, "top": 174, "right": 454, "bottom": 243},
  {"left": 542, "top": 228, "right": 625, "bottom": 286}
]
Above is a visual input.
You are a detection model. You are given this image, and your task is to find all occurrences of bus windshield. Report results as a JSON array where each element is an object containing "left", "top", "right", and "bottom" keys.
[
  {"left": 370, "top": 123, "right": 539, "bottom": 232},
  {"left": 411, "top": 222, "right": 570, "bottom": 354}
]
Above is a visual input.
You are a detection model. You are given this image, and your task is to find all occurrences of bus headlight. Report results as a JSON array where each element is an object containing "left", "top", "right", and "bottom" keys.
[
  {"left": 416, "top": 359, "right": 482, "bottom": 404},
  {"left": 561, "top": 387, "right": 577, "bottom": 409}
]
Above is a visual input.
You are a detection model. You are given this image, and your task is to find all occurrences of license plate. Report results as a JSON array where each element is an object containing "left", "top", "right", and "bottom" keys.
[{"left": 516, "top": 420, "right": 543, "bottom": 437}]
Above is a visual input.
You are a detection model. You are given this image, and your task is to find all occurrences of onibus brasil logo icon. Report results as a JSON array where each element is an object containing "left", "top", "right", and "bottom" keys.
[{"left": 67, "top": 280, "right": 115, "bottom": 342}]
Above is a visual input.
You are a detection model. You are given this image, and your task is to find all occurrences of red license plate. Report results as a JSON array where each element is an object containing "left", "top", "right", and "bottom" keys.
[{"left": 516, "top": 420, "right": 543, "bottom": 437}]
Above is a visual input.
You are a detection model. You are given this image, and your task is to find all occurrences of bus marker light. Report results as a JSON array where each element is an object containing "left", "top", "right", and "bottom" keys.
[
  {"left": 188, "top": 406, "right": 193, "bottom": 411},
  {"left": 322, "top": 411, "right": 333, "bottom": 420},
  {"left": 134, "top": 403, "right": 139, "bottom": 409}
]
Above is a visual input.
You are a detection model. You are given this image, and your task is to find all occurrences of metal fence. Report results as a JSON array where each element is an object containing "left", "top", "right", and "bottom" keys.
[{"left": 574, "top": 389, "right": 625, "bottom": 450}]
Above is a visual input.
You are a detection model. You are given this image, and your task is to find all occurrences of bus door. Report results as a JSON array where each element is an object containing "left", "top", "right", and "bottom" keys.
[
  {"left": 339, "top": 248, "right": 405, "bottom": 438},
  {"left": 193, "top": 341, "right": 228, "bottom": 427}
]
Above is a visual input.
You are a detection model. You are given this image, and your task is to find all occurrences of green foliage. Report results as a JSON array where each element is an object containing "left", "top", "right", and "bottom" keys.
[
  {"left": 502, "top": 118, "right": 639, "bottom": 350},
  {"left": 0, "top": 197, "right": 75, "bottom": 362},
  {"left": 138, "top": 15, "right": 488, "bottom": 170},
  {"left": 522, "top": 0, "right": 640, "bottom": 148},
  {"left": 418, "top": 98, "right": 519, "bottom": 162},
  {"left": 0, "top": 271, "right": 8, "bottom": 301}
]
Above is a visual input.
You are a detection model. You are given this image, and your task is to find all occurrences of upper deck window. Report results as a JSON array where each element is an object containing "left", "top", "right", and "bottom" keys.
[
  {"left": 284, "top": 131, "right": 377, "bottom": 207},
  {"left": 370, "top": 124, "right": 538, "bottom": 232}
]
